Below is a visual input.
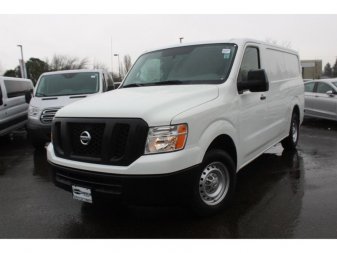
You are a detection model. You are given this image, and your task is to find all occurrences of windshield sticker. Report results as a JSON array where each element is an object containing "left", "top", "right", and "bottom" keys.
[
  {"left": 222, "top": 48, "right": 231, "bottom": 59},
  {"left": 91, "top": 75, "right": 96, "bottom": 78}
]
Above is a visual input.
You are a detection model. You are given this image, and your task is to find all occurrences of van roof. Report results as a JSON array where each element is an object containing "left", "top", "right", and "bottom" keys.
[
  {"left": 40, "top": 69, "right": 105, "bottom": 76},
  {"left": 0, "top": 76, "right": 32, "bottom": 82},
  {"left": 143, "top": 38, "right": 299, "bottom": 55},
  {"left": 311, "top": 78, "right": 337, "bottom": 83}
]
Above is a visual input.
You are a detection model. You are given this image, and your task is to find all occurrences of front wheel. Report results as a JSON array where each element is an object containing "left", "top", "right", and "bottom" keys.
[
  {"left": 281, "top": 110, "right": 300, "bottom": 151},
  {"left": 191, "top": 149, "right": 236, "bottom": 216}
]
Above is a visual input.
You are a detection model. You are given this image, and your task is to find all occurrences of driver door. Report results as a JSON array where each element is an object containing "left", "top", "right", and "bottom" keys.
[{"left": 238, "top": 45, "right": 269, "bottom": 164}]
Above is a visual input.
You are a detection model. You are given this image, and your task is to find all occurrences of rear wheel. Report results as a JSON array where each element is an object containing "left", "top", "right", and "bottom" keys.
[
  {"left": 281, "top": 110, "right": 300, "bottom": 150},
  {"left": 191, "top": 149, "right": 236, "bottom": 216}
]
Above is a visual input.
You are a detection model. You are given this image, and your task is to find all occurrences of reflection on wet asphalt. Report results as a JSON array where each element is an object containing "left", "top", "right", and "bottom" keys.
[{"left": 0, "top": 118, "right": 337, "bottom": 238}]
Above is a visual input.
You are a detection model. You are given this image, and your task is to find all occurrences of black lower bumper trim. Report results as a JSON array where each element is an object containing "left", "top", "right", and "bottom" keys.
[{"left": 50, "top": 162, "right": 201, "bottom": 205}]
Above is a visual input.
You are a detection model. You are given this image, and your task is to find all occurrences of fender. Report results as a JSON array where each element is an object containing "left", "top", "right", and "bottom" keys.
[
  {"left": 287, "top": 94, "right": 304, "bottom": 129},
  {"left": 197, "top": 119, "right": 239, "bottom": 169}
]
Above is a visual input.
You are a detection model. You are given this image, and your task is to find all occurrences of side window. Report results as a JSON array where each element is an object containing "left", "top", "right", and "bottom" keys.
[
  {"left": 316, "top": 82, "right": 333, "bottom": 94},
  {"left": 4, "top": 80, "right": 30, "bottom": 98},
  {"left": 238, "top": 47, "right": 260, "bottom": 82},
  {"left": 304, "top": 82, "right": 315, "bottom": 92}
]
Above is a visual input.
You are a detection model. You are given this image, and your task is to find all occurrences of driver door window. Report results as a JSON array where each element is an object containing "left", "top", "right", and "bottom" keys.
[{"left": 238, "top": 47, "right": 260, "bottom": 82}]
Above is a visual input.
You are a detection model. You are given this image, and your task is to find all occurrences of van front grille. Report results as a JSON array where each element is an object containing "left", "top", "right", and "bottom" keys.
[
  {"left": 52, "top": 118, "right": 148, "bottom": 166},
  {"left": 40, "top": 108, "right": 60, "bottom": 124},
  {"left": 69, "top": 123, "right": 105, "bottom": 158}
]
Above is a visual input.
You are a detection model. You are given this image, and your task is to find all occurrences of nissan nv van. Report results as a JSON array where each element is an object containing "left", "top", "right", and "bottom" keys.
[
  {"left": 47, "top": 39, "right": 304, "bottom": 215},
  {"left": 0, "top": 76, "right": 33, "bottom": 137},
  {"left": 28, "top": 69, "right": 114, "bottom": 148}
]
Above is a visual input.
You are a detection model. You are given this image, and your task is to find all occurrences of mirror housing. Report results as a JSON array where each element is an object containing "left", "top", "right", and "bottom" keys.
[
  {"left": 25, "top": 91, "right": 32, "bottom": 103},
  {"left": 326, "top": 90, "right": 335, "bottom": 97},
  {"left": 107, "top": 82, "right": 121, "bottom": 91},
  {"left": 238, "top": 69, "right": 269, "bottom": 94},
  {"left": 113, "top": 82, "right": 121, "bottom": 89},
  {"left": 107, "top": 84, "right": 114, "bottom": 91}
]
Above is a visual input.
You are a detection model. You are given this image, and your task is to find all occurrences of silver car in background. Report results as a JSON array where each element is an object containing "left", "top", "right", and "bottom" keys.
[
  {"left": 304, "top": 79, "right": 337, "bottom": 121},
  {"left": 28, "top": 69, "right": 115, "bottom": 148}
]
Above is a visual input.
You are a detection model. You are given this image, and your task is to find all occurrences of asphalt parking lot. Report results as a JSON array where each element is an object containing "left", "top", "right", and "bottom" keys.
[{"left": 0, "top": 118, "right": 337, "bottom": 239}]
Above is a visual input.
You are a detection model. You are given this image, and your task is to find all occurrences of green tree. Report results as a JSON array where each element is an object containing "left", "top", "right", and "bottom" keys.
[
  {"left": 323, "top": 63, "right": 332, "bottom": 77},
  {"left": 332, "top": 59, "right": 337, "bottom": 78},
  {"left": 3, "top": 67, "right": 21, "bottom": 78},
  {"left": 26, "top": 58, "right": 49, "bottom": 84}
]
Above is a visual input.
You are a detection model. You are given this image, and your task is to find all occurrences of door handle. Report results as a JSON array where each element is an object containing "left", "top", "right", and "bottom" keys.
[
  {"left": 260, "top": 94, "right": 266, "bottom": 100},
  {"left": 4, "top": 104, "right": 7, "bottom": 106}
]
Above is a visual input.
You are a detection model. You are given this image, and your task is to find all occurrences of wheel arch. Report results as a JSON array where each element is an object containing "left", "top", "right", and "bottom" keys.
[{"left": 198, "top": 120, "right": 239, "bottom": 171}]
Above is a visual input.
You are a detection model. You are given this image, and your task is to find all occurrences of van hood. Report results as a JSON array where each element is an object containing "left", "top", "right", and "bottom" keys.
[
  {"left": 56, "top": 85, "right": 219, "bottom": 126},
  {"left": 29, "top": 94, "right": 96, "bottom": 110}
]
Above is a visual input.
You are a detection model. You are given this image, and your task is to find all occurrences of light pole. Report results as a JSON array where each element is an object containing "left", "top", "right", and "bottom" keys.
[
  {"left": 179, "top": 37, "right": 184, "bottom": 44},
  {"left": 114, "top": 53, "right": 121, "bottom": 80},
  {"left": 110, "top": 37, "right": 113, "bottom": 74},
  {"left": 17, "top": 44, "right": 27, "bottom": 78}
]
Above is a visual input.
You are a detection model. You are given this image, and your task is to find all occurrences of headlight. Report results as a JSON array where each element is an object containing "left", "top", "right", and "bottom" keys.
[
  {"left": 145, "top": 124, "right": 188, "bottom": 154},
  {"left": 28, "top": 106, "right": 40, "bottom": 117}
]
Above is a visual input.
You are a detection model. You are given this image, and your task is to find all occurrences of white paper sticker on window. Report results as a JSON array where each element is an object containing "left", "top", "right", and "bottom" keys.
[
  {"left": 222, "top": 48, "right": 231, "bottom": 59},
  {"left": 91, "top": 75, "right": 96, "bottom": 78}
]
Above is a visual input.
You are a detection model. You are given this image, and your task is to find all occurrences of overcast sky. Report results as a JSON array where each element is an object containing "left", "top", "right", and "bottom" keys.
[{"left": 0, "top": 14, "right": 336, "bottom": 74}]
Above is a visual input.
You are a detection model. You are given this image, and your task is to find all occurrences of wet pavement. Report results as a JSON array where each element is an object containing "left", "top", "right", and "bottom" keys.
[{"left": 0, "top": 118, "right": 337, "bottom": 238}]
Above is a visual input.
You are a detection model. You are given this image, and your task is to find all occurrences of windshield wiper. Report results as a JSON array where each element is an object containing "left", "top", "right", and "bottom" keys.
[
  {"left": 148, "top": 80, "right": 186, "bottom": 85},
  {"left": 123, "top": 83, "right": 145, "bottom": 88}
]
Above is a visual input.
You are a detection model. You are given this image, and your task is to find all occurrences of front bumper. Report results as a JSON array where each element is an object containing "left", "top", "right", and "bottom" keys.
[
  {"left": 50, "top": 162, "right": 201, "bottom": 205},
  {"left": 47, "top": 143, "right": 203, "bottom": 175}
]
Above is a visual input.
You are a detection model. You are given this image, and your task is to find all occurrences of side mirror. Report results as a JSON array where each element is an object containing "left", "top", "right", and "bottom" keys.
[
  {"left": 113, "top": 82, "right": 121, "bottom": 89},
  {"left": 107, "top": 82, "right": 121, "bottom": 91},
  {"left": 326, "top": 90, "right": 335, "bottom": 97},
  {"left": 107, "top": 84, "right": 114, "bottom": 91},
  {"left": 238, "top": 69, "right": 269, "bottom": 94},
  {"left": 25, "top": 91, "right": 33, "bottom": 103}
]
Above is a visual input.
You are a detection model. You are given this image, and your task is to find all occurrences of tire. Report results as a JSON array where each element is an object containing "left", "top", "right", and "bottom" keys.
[
  {"left": 281, "top": 110, "right": 300, "bottom": 151},
  {"left": 190, "top": 149, "right": 236, "bottom": 216}
]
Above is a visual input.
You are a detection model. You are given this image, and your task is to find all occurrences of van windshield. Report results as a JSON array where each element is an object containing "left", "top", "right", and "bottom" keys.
[
  {"left": 122, "top": 43, "right": 237, "bottom": 88},
  {"left": 35, "top": 72, "right": 100, "bottom": 97}
]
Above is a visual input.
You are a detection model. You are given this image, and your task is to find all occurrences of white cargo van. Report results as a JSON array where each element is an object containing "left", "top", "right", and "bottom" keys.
[
  {"left": 0, "top": 77, "right": 33, "bottom": 137},
  {"left": 47, "top": 39, "right": 304, "bottom": 215},
  {"left": 28, "top": 69, "right": 115, "bottom": 148}
]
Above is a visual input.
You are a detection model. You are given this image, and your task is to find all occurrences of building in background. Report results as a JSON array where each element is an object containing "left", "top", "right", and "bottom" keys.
[{"left": 301, "top": 60, "right": 322, "bottom": 79}]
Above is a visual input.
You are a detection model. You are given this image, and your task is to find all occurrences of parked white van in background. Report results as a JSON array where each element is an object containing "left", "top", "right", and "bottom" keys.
[
  {"left": 47, "top": 39, "right": 304, "bottom": 215},
  {"left": 28, "top": 69, "right": 115, "bottom": 148},
  {"left": 0, "top": 76, "right": 33, "bottom": 137}
]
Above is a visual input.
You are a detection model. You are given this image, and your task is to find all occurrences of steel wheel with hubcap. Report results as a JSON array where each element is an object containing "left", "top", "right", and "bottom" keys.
[
  {"left": 191, "top": 149, "right": 236, "bottom": 216},
  {"left": 199, "top": 162, "right": 230, "bottom": 206},
  {"left": 282, "top": 110, "right": 299, "bottom": 150}
]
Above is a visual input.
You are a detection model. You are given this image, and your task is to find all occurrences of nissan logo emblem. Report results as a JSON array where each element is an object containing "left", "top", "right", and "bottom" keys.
[{"left": 80, "top": 131, "right": 91, "bottom": 146}]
